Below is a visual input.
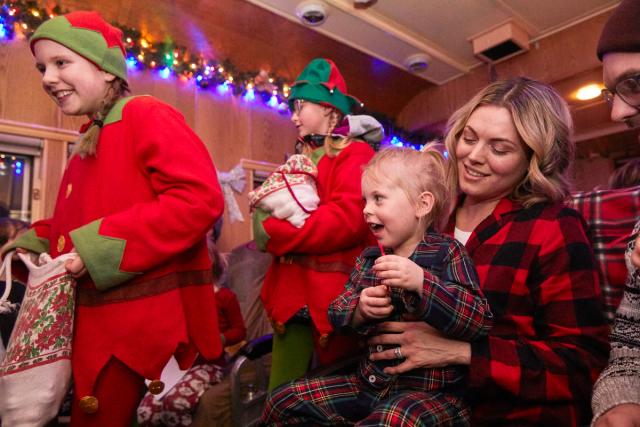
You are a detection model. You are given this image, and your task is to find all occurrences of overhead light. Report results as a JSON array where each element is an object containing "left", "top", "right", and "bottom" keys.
[
  {"left": 575, "top": 83, "right": 603, "bottom": 101},
  {"left": 296, "top": 1, "right": 328, "bottom": 26},
  {"left": 404, "top": 53, "right": 430, "bottom": 73}
]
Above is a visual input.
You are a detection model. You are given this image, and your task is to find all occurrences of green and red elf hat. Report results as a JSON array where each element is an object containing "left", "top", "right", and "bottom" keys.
[
  {"left": 29, "top": 11, "right": 128, "bottom": 82},
  {"left": 288, "top": 58, "right": 362, "bottom": 115}
]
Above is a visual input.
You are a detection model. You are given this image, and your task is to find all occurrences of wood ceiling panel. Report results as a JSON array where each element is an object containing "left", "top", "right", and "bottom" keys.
[{"left": 54, "top": 0, "right": 432, "bottom": 118}]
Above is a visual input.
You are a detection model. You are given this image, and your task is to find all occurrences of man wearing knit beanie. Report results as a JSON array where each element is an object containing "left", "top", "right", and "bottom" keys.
[
  {"left": 591, "top": 1, "right": 640, "bottom": 426},
  {"left": 597, "top": 0, "right": 640, "bottom": 128}
]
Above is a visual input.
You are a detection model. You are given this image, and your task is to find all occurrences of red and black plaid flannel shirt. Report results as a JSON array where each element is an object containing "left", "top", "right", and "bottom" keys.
[
  {"left": 569, "top": 185, "right": 640, "bottom": 322},
  {"left": 329, "top": 230, "right": 492, "bottom": 393},
  {"left": 445, "top": 198, "right": 610, "bottom": 426}
]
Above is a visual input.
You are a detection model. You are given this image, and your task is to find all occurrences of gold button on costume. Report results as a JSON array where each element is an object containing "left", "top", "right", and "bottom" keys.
[
  {"left": 148, "top": 379, "right": 165, "bottom": 395},
  {"left": 57, "top": 235, "right": 65, "bottom": 253},
  {"left": 78, "top": 395, "right": 99, "bottom": 414},
  {"left": 318, "top": 333, "right": 330, "bottom": 348},
  {"left": 66, "top": 183, "right": 72, "bottom": 198}
]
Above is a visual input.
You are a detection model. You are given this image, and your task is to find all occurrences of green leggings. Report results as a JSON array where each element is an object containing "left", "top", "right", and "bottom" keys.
[{"left": 268, "top": 323, "right": 314, "bottom": 391}]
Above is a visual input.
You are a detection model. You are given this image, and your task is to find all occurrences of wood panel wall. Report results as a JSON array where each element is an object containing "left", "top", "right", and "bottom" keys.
[{"left": 0, "top": 37, "right": 296, "bottom": 251}]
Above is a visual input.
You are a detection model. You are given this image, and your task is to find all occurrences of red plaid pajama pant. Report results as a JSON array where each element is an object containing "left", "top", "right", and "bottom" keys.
[{"left": 261, "top": 372, "right": 470, "bottom": 426}]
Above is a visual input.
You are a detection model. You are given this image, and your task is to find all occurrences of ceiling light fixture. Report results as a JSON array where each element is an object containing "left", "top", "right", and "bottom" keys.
[
  {"left": 404, "top": 54, "right": 430, "bottom": 73},
  {"left": 296, "top": 1, "right": 328, "bottom": 26},
  {"left": 575, "top": 83, "right": 603, "bottom": 101}
]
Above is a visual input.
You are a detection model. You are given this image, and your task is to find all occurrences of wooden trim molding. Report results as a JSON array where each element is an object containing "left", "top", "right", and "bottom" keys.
[
  {"left": 0, "top": 119, "right": 78, "bottom": 142},
  {"left": 240, "top": 158, "right": 278, "bottom": 173},
  {"left": 0, "top": 120, "right": 77, "bottom": 221}
]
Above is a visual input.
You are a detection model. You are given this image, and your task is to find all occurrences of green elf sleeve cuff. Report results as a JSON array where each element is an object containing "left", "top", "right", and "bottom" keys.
[
  {"left": 309, "top": 146, "right": 326, "bottom": 166},
  {"left": 70, "top": 219, "right": 139, "bottom": 291},
  {"left": 252, "top": 208, "right": 271, "bottom": 252},
  {"left": 2, "top": 229, "right": 49, "bottom": 256}
]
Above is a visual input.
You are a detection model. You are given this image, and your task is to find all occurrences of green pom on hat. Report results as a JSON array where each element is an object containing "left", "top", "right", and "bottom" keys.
[
  {"left": 288, "top": 58, "right": 361, "bottom": 115},
  {"left": 30, "top": 11, "right": 127, "bottom": 82}
]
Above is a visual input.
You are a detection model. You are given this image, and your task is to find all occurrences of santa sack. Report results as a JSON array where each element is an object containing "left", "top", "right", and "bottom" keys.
[
  {"left": 0, "top": 251, "right": 77, "bottom": 427},
  {"left": 248, "top": 154, "right": 320, "bottom": 228}
]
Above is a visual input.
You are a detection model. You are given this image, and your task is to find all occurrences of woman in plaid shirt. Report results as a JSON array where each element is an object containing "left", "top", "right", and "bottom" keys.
[
  {"left": 262, "top": 147, "right": 492, "bottom": 425},
  {"left": 369, "top": 78, "right": 610, "bottom": 426}
]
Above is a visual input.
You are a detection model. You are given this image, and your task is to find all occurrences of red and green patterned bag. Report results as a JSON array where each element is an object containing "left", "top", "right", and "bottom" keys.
[{"left": 0, "top": 251, "right": 76, "bottom": 427}]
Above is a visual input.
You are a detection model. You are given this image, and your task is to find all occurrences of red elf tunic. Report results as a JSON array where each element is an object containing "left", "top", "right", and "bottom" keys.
[
  {"left": 10, "top": 96, "right": 224, "bottom": 399},
  {"left": 255, "top": 141, "right": 374, "bottom": 343}
]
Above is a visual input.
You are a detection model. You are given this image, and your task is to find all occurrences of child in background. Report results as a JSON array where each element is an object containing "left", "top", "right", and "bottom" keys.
[
  {"left": 253, "top": 58, "right": 382, "bottom": 391},
  {"left": 137, "top": 228, "right": 246, "bottom": 427},
  {"left": 5, "top": 11, "right": 224, "bottom": 426},
  {"left": 262, "top": 147, "right": 492, "bottom": 426}
]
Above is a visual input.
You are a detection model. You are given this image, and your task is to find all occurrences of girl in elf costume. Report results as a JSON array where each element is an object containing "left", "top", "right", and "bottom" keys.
[
  {"left": 5, "top": 11, "right": 224, "bottom": 426},
  {"left": 253, "top": 58, "right": 382, "bottom": 390}
]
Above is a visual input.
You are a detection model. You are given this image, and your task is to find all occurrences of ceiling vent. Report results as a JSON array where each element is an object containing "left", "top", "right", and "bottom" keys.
[{"left": 469, "top": 20, "right": 530, "bottom": 63}]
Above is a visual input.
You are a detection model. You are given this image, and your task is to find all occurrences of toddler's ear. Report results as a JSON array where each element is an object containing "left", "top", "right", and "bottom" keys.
[
  {"left": 102, "top": 71, "right": 116, "bottom": 83},
  {"left": 415, "top": 191, "right": 434, "bottom": 218}
]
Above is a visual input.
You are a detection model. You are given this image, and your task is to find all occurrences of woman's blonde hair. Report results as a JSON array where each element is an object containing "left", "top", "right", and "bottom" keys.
[
  {"left": 444, "top": 77, "right": 574, "bottom": 207},
  {"left": 363, "top": 146, "right": 451, "bottom": 231},
  {"left": 74, "top": 78, "right": 130, "bottom": 158}
]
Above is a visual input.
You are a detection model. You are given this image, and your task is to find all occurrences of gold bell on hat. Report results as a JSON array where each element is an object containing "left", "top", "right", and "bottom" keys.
[
  {"left": 148, "top": 379, "right": 165, "bottom": 395},
  {"left": 78, "top": 395, "right": 99, "bottom": 414}
]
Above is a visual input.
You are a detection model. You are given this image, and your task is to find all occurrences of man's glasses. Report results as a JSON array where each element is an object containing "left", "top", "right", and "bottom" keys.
[{"left": 602, "top": 73, "right": 640, "bottom": 108}]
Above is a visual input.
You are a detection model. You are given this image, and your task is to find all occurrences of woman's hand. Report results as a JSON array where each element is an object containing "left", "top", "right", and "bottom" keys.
[
  {"left": 368, "top": 321, "right": 471, "bottom": 375},
  {"left": 353, "top": 285, "right": 393, "bottom": 327},
  {"left": 373, "top": 255, "right": 424, "bottom": 294},
  {"left": 594, "top": 404, "right": 640, "bottom": 427},
  {"left": 65, "top": 250, "right": 87, "bottom": 278}
]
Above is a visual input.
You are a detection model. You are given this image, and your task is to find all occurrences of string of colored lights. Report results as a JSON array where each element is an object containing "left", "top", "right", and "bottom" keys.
[{"left": 0, "top": 0, "right": 425, "bottom": 149}]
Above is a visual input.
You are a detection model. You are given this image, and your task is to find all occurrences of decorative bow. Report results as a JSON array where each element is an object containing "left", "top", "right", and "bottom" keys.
[{"left": 217, "top": 164, "right": 247, "bottom": 223}]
